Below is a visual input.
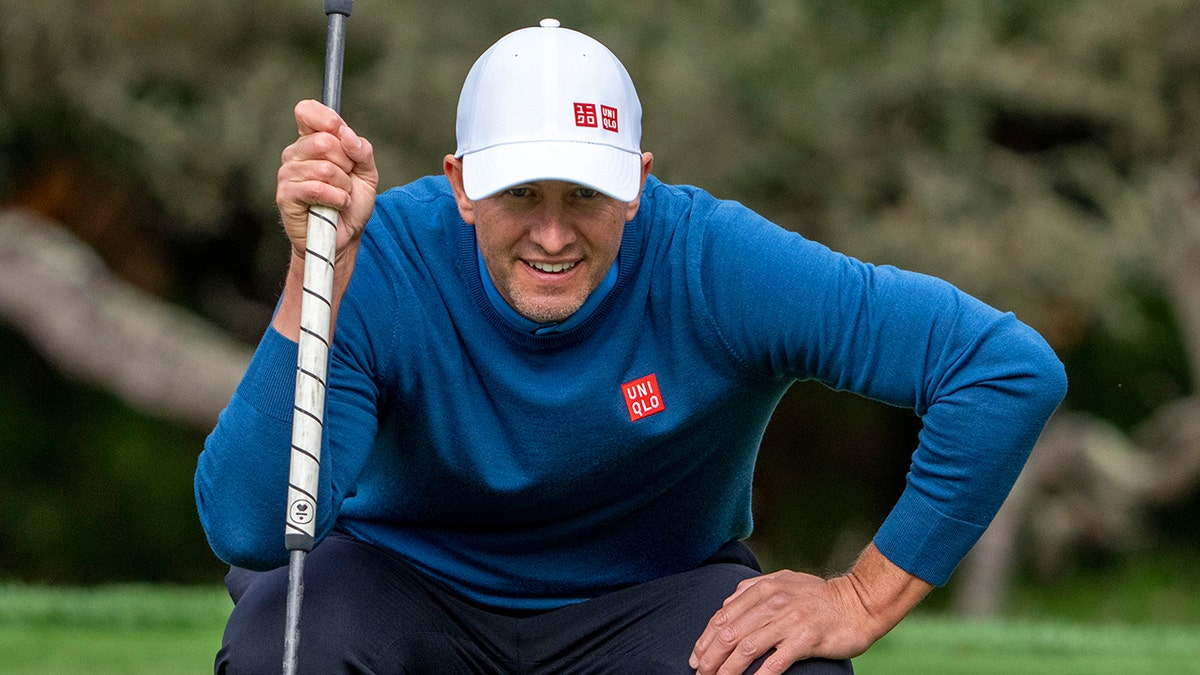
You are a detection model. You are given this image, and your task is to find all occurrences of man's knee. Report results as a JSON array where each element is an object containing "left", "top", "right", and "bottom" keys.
[
  {"left": 216, "top": 567, "right": 291, "bottom": 673},
  {"left": 216, "top": 564, "right": 397, "bottom": 673},
  {"left": 213, "top": 534, "right": 505, "bottom": 673}
]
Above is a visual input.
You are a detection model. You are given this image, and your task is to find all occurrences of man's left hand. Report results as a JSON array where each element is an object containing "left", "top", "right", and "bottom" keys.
[{"left": 689, "top": 543, "right": 933, "bottom": 674}]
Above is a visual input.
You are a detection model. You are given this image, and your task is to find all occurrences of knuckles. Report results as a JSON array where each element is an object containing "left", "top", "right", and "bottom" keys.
[
  {"left": 765, "top": 590, "right": 792, "bottom": 610},
  {"left": 281, "top": 132, "right": 351, "bottom": 171},
  {"left": 306, "top": 131, "right": 345, "bottom": 157},
  {"left": 308, "top": 160, "right": 346, "bottom": 186},
  {"left": 736, "top": 635, "right": 761, "bottom": 656}
]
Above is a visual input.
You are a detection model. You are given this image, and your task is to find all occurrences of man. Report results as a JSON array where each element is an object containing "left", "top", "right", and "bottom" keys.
[{"left": 196, "top": 19, "right": 1067, "bottom": 674}]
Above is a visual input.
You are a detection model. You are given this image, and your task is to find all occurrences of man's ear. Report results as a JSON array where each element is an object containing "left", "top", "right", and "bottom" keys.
[
  {"left": 624, "top": 152, "right": 654, "bottom": 221},
  {"left": 444, "top": 155, "right": 476, "bottom": 225}
]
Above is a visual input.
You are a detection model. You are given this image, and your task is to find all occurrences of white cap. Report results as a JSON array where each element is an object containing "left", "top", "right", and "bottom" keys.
[{"left": 454, "top": 19, "right": 643, "bottom": 201}]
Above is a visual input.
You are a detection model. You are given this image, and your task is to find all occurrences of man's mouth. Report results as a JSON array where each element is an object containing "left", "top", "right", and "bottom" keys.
[{"left": 526, "top": 261, "right": 577, "bottom": 274}]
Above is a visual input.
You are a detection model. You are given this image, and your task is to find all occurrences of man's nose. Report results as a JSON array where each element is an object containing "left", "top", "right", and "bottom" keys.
[{"left": 528, "top": 207, "right": 576, "bottom": 253}]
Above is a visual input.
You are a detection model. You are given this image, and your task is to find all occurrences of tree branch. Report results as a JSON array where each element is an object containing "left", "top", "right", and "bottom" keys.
[{"left": 0, "top": 208, "right": 252, "bottom": 429}]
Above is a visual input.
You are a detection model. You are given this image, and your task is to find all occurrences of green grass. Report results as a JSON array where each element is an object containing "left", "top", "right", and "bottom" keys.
[
  {"left": 1, "top": 583, "right": 1199, "bottom": 674},
  {"left": 854, "top": 615, "right": 1200, "bottom": 674},
  {"left": 0, "top": 584, "right": 229, "bottom": 674}
]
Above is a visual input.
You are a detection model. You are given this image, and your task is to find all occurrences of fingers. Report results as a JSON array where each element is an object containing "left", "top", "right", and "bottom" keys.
[
  {"left": 292, "top": 100, "right": 373, "bottom": 169},
  {"left": 276, "top": 148, "right": 355, "bottom": 245},
  {"left": 340, "top": 124, "right": 379, "bottom": 195},
  {"left": 294, "top": 98, "right": 344, "bottom": 136},
  {"left": 694, "top": 548, "right": 931, "bottom": 674},
  {"left": 691, "top": 589, "right": 793, "bottom": 674},
  {"left": 691, "top": 572, "right": 779, "bottom": 663},
  {"left": 284, "top": 100, "right": 374, "bottom": 191},
  {"left": 690, "top": 571, "right": 848, "bottom": 675},
  {"left": 282, "top": 120, "right": 356, "bottom": 181},
  {"left": 277, "top": 101, "right": 379, "bottom": 255}
]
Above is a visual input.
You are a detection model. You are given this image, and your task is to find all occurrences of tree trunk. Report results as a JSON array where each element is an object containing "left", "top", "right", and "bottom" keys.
[{"left": 0, "top": 208, "right": 252, "bottom": 429}]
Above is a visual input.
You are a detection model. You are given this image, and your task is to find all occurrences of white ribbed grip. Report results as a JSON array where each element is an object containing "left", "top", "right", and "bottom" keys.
[{"left": 285, "top": 203, "right": 337, "bottom": 551}]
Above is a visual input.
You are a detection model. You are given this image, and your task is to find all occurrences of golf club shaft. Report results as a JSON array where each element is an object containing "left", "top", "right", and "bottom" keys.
[
  {"left": 283, "top": 2, "right": 352, "bottom": 673},
  {"left": 282, "top": 549, "right": 306, "bottom": 674}
]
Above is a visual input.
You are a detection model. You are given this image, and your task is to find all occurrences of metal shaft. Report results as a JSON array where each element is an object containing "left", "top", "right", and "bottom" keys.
[{"left": 282, "top": 550, "right": 307, "bottom": 675}]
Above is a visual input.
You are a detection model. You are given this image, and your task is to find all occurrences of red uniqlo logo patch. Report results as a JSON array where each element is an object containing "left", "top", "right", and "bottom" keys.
[
  {"left": 622, "top": 374, "right": 664, "bottom": 421},
  {"left": 600, "top": 105, "right": 618, "bottom": 132},
  {"left": 574, "top": 102, "right": 598, "bottom": 128}
]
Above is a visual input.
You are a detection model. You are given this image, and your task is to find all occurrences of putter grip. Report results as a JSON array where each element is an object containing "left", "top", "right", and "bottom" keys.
[{"left": 285, "top": 204, "right": 338, "bottom": 551}]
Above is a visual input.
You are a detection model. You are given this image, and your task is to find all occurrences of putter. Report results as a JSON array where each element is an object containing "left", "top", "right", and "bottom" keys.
[{"left": 282, "top": 1, "right": 353, "bottom": 673}]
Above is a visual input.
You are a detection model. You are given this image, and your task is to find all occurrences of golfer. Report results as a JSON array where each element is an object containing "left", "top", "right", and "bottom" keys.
[{"left": 197, "top": 19, "right": 1067, "bottom": 674}]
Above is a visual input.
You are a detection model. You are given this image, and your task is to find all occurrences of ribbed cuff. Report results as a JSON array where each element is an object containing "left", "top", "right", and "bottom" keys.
[
  {"left": 234, "top": 327, "right": 301, "bottom": 422},
  {"left": 873, "top": 485, "right": 988, "bottom": 586}
]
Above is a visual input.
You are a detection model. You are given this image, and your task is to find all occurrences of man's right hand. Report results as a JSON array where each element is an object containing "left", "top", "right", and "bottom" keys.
[
  {"left": 276, "top": 99, "right": 379, "bottom": 261},
  {"left": 272, "top": 99, "right": 379, "bottom": 340}
]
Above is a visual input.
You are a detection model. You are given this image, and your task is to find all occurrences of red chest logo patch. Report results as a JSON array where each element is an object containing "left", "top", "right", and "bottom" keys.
[{"left": 622, "top": 373, "right": 665, "bottom": 421}]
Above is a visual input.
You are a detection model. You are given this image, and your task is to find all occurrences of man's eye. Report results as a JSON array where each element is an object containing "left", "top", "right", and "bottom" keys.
[
  {"left": 507, "top": 187, "right": 531, "bottom": 198},
  {"left": 576, "top": 188, "right": 599, "bottom": 199}
]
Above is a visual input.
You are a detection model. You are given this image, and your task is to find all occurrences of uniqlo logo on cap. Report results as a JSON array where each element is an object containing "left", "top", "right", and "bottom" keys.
[
  {"left": 600, "top": 105, "right": 618, "bottom": 132},
  {"left": 622, "top": 374, "right": 664, "bottom": 422},
  {"left": 574, "top": 102, "right": 598, "bottom": 128}
]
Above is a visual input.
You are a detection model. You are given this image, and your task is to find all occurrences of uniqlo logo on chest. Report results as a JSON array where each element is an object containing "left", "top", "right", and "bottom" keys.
[
  {"left": 574, "top": 102, "right": 598, "bottom": 128},
  {"left": 621, "top": 373, "right": 665, "bottom": 422}
]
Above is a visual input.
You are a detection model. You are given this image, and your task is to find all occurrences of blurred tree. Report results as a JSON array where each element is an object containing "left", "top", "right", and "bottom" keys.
[
  {"left": 0, "top": 209, "right": 251, "bottom": 427},
  {"left": 786, "top": 0, "right": 1200, "bottom": 616}
]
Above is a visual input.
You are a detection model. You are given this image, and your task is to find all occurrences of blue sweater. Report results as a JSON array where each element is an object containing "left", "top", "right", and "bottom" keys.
[{"left": 196, "top": 175, "right": 1066, "bottom": 610}]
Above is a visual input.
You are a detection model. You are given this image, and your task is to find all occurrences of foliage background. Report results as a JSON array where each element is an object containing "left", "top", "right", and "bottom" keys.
[{"left": 0, "top": 0, "right": 1197, "bottom": 622}]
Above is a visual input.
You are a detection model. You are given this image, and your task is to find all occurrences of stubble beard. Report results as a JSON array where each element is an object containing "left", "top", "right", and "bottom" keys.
[{"left": 507, "top": 286, "right": 588, "bottom": 324}]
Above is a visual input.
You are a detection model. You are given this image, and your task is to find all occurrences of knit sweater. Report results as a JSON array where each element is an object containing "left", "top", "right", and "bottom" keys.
[{"left": 195, "top": 175, "right": 1067, "bottom": 610}]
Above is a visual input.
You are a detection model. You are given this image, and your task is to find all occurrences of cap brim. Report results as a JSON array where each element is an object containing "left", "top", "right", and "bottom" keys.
[{"left": 461, "top": 141, "right": 642, "bottom": 202}]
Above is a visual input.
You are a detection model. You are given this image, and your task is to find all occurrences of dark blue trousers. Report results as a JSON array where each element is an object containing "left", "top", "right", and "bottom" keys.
[{"left": 216, "top": 532, "right": 853, "bottom": 674}]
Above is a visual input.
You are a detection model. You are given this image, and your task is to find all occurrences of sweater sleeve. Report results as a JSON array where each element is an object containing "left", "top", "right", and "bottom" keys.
[
  {"left": 194, "top": 185, "right": 445, "bottom": 571},
  {"left": 194, "top": 327, "right": 310, "bottom": 570},
  {"left": 195, "top": 313, "right": 383, "bottom": 570},
  {"left": 693, "top": 196, "right": 1067, "bottom": 585}
]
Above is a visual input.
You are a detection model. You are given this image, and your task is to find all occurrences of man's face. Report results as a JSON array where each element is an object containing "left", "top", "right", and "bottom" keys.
[{"left": 446, "top": 154, "right": 652, "bottom": 324}]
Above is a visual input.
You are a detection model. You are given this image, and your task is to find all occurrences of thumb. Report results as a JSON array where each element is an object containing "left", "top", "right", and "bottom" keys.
[
  {"left": 340, "top": 126, "right": 379, "bottom": 190},
  {"left": 337, "top": 123, "right": 363, "bottom": 154}
]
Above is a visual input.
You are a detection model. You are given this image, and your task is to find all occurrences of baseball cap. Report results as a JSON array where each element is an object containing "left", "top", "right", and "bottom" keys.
[{"left": 454, "top": 18, "right": 643, "bottom": 202}]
